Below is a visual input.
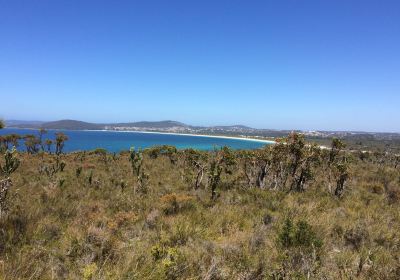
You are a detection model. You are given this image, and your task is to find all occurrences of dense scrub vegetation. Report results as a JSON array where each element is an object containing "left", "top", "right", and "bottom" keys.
[{"left": 0, "top": 129, "right": 399, "bottom": 279}]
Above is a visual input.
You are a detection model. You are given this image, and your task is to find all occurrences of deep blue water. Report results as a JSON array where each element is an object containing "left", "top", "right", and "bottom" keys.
[{"left": 0, "top": 128, "right": 272, "bottom": 152}]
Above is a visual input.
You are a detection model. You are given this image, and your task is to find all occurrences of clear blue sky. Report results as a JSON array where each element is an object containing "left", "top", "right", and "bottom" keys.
[{"left": 1, "top": 0, "right": 399, "bottom": 132}]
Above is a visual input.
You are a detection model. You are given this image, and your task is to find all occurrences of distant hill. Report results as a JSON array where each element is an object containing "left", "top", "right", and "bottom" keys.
[
  {"left": 6, "top": 119, "right": 189, "bottom": 130},
  {"left": 110, "top": 120, "right": 188, "bottom": 128},
  {"left": 5, "top": 119, "right": 400, "bottom": 143},
  {"left": 40, "top": 120, "right": 103, "bottom": 130},
  {"left": 211, "top": 125, "right": 252, "bottom": 130},
  {"left": 5, "top": 120, "right": 45, "bottom": 128}
]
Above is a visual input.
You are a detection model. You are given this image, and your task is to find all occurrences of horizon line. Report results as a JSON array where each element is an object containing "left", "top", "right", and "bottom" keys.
[{"left": 3, "top": 118, "right": 400, "bottom": 134}]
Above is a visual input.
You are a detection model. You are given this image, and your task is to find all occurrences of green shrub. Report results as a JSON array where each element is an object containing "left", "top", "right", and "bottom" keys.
[
  {"left": 76, "top": 166, "right": 83, "bottom": 177},
  {"left": 0, "top": 147, "right": 20, "bottom": 176},
  {"left": 278, "top": 218, "right": 322, "bottom": 249}
]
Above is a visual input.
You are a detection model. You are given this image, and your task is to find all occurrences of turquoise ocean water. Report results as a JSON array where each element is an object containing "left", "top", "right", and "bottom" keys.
[{"left": 0, "top": 128, "right": 272, "bottom": 152}]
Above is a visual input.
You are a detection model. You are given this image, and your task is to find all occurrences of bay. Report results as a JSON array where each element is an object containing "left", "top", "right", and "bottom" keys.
[{"left": 0, "top": 128, "right": 273, "bottom": 152}]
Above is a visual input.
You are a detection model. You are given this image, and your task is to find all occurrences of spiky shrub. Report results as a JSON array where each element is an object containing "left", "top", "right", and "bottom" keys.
[
  {"left": 59, "top": 160, "right": 66, "bottom": 172},
  {"left": 38, "top": 155, "right": 66, "bottom": 178},
  {"left": 129, "top": 147, "right": 143, "bottom": 177},
  {"left": 0, "top": 147, "right": 20, "bottom": 177},
  {"left": 137, "top": 171, "right": 149, "bottom": 192},
  {"left": 129, "top": 147, "right": 148, "bottom": 190}
]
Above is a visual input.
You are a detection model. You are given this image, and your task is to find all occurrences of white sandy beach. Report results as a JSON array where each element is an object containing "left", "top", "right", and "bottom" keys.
[{"left": 98, "top": 129, "right": 276, "bottom": 144}]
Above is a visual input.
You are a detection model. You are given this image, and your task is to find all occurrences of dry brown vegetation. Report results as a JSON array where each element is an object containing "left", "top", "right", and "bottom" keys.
[{"left": 0, "top": 134, "right": 399, "bottom": 279}]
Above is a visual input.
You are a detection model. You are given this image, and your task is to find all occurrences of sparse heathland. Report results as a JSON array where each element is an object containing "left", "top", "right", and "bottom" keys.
[{"left": 0, "top": 133, "right": 400, "bottom": 279}]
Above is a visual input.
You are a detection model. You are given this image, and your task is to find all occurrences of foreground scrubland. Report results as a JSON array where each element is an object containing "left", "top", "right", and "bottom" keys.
[{"left": 0, "top": 133, "right": 399, "bottom": 279}]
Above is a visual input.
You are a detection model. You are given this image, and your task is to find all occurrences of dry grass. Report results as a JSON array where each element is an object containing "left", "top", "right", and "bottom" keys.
[{"left": 0, "top": 148, "right": 399, "bottom": 279}]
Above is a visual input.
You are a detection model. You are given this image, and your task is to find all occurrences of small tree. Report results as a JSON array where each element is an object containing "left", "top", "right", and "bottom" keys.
[
  {"left": 292, "top": 144, "right": 321, "bottom": 192},
  {"left": 0, "top": 134, "right": 21, "bottom": 151},
  {"left": 0, "top": 120, "right": 4, "bottom": 129},
  {"left": 1, "top": 136, "right": 9, "bottom": 151},
  {"left": 241, "top": 148, "right": 272, "bottom": 189},
  {"left": 38, "top": 128, "right": 47, "bottom": 151},
  {"left": 329, "top": 138, "right": 346, "bottom": 165},
  {"left": 334, "top": 161, "right": 350, "bottom": 197},
  {"left": 8, "top": 134, "right": 21, "bottom": 148},
  {"left": 55, "top": 133, "right": 68, "bottom": 155},
  {"left": 270, "top": 133, "right": 320, "bottom": 192},
  {"left": 24, "top": 134, "right": 40, "bottom": 154},
  {"left": 327, "top": 138, "right": 350, "bottom": 197},
  {"left": 208, "top": 146, "right": 236, "bottom": 200},
  {"left": 180, "top": 149, "right": 208, "bottom": 190},
  {"left": 209, "top": 157, "right": 223, "bottom": 200},
  {"left": 287, "top": 133, "right": 306, "bottom": 178},
  {"left": 45, "top": 139, "right": 53, "bottom": 153},
  {"left": 270, "top": 139, "right": 291, "bottom": 190}
]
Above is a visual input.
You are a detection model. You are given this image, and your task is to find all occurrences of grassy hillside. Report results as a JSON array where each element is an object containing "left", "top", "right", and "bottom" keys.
[{"left": 0, "top": 135, "right": 399, "bottom": 279}]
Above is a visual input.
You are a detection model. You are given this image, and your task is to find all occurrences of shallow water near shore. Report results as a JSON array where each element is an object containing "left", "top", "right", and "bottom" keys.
[{"left": 0, "top": 128, "right": 272, "bottom": 152}]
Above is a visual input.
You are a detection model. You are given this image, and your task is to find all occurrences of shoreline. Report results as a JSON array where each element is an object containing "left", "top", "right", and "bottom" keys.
[{"left": 97, "top": 129, "right": 276, "bottom": 144}]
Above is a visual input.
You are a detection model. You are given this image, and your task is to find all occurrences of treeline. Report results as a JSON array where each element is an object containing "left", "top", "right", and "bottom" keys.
[
  {"left": 2, "top": 130, "right": 399, "bottom": 203},
  {"left": 0, "top": 129, "right": 68, "bottom": 154},
  {"left": 131, "top": 134, "right": 350, "bottom": 199},
  {"left": 125, "top": 134, "right": 398, "bottom": 201}
]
